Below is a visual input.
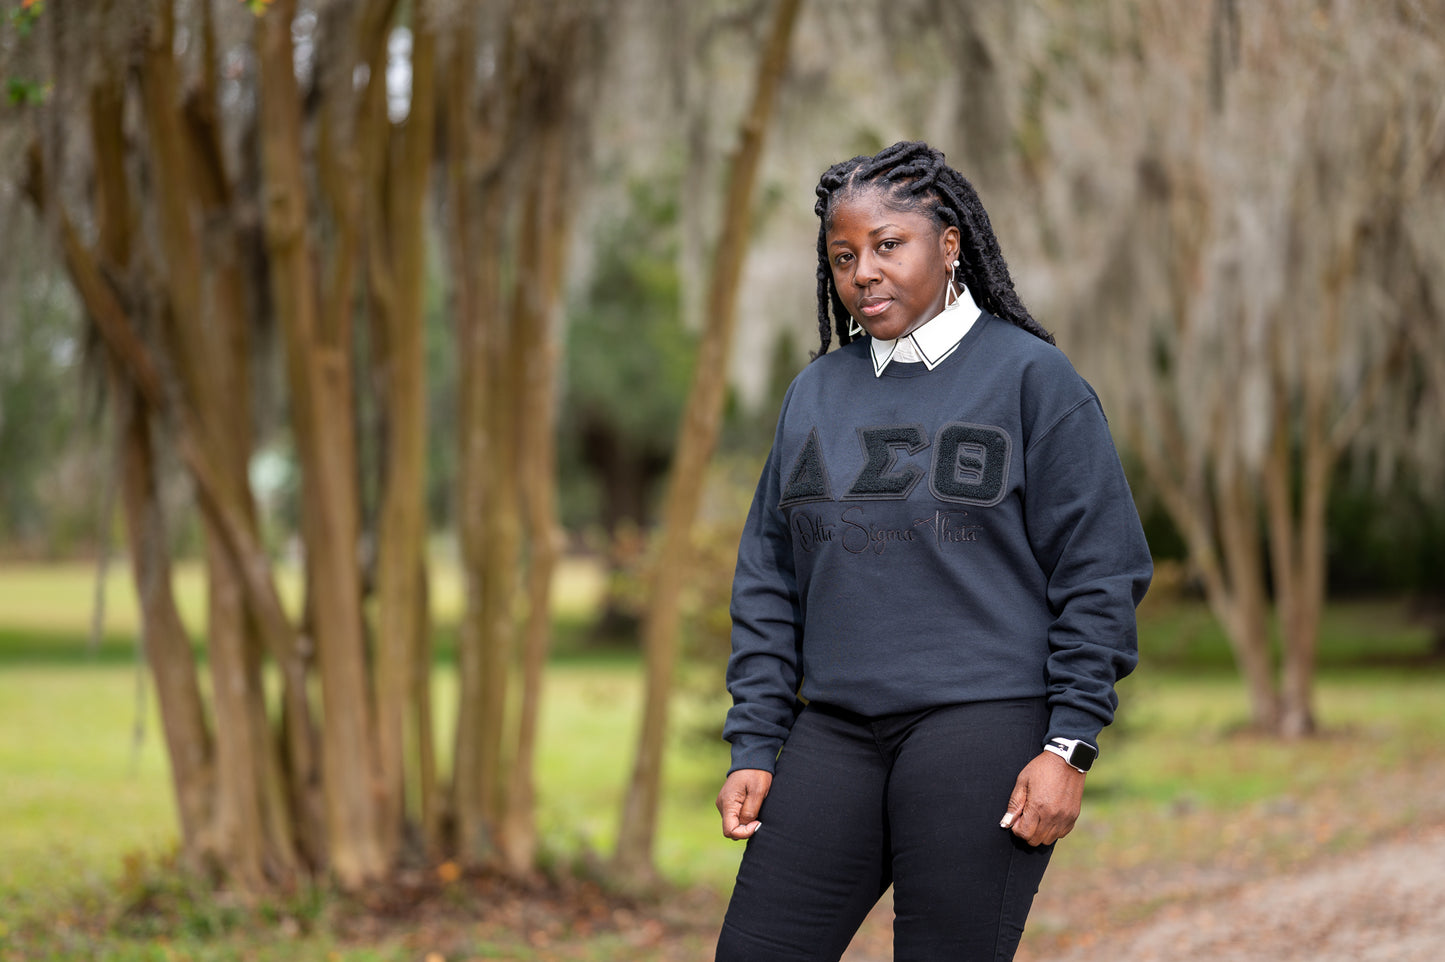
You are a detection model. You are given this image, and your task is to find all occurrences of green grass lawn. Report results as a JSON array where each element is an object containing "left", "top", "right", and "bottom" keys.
[
  {"left": 0, "top": 660, "right": 738, "bottom": 893},
  {"left": 1, "top": 560, "right": 1442, "bottom": 960}
]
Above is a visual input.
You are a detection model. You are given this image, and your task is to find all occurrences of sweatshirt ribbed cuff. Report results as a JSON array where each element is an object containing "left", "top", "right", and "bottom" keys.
[{"left": 728, "top": 735, "right": 785, "bottom": 775}]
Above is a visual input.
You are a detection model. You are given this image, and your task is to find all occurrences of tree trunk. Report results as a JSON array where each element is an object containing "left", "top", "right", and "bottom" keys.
[
  {"left": 478, "top": 209, "right": 524, "bottom": 850},
  {"left": 446, "top": 9, "right": 514, "bottom": 863},
  {"left": 411, "top": 563, "right": 440, "bottom": 857},
  {"left": 256, "top": 0, "right": 384, "bottom": 888},
  {"left": 114, "top": 375, "right": 216, "bottom": 863},
  {"left": 87, "top": 49, "right": 216, "bottom": 868},
  {"left": 371, "top": 0, "right": 438, "bottom": 865},
  {"left": 1266, "top": 275, "right": 1348, "bottom": 739},
  {"left": 1214, "top": 465, "right": 1281, "bottom": 731},
  {"left": 1133, "top": 401, "right": 1283, "bottom": 731},
  {"left": 141, "top": 5, "right": 308, "bottom": 883},
  {"left": 614, "top": 0, "right": 804, "bottom": 879},
  {"left": 500, "top": 87, "right": 575, "bottom": 875},
  {"left": 36, "top": 155, "right": 322, "bottom": 848}
]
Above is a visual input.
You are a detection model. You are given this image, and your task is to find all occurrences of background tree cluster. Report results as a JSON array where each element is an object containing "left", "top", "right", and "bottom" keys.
[
  {"left": 1026, "top": 0, "right": 1445, "bottom": 734},
  {"left": 1, "top": 0, "right": 1443, "bottom": 892}
]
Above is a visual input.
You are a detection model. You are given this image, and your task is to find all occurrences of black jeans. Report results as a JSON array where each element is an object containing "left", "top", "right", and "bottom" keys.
[{"left": 715, "top": 698, "right": 1054, "bottom": 962}]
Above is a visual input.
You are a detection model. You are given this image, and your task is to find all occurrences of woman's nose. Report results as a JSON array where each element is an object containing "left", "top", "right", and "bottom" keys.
[{"left": 853, "top": 250, "right": 881, "bottom": 286}]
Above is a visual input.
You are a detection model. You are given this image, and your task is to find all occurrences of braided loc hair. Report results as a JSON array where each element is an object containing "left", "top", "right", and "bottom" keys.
[{"left": 812, "top": 141, "right": 1054, "bottom": 356}]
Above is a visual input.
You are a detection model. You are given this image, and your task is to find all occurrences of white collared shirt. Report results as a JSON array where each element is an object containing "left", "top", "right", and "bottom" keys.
[{"left": 869, "top": 284, "right": 982, "bottom": 377}]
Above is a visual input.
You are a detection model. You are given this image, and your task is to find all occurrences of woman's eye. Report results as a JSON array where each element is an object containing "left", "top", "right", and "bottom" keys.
[
  {"left": 834, "top": 253, "right": 853, "bottom": 266},
  {"left": 878, "top": 240, "right": 900, "bottom": 252}
]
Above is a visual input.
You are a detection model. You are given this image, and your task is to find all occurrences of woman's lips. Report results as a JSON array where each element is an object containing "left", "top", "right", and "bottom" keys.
[{"left": 860, "top": 298, "right": 892, "bottom": 317}]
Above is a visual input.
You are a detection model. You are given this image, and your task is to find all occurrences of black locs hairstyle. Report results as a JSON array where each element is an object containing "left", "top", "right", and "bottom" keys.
[{"left": 812, "top": 140, "right": 1054, "bottom": 355}]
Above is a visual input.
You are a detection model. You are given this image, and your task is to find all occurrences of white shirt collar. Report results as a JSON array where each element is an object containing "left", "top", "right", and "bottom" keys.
[{"left": 869, "top": 284, "right": 981, "bottom": 377}]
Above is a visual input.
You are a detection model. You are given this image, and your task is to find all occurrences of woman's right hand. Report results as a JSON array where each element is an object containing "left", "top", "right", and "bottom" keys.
[{"left": 716, "top": 768, "right": 773, "bottom": 840}]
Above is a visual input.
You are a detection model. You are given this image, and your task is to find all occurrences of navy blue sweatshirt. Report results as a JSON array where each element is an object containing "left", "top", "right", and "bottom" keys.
[{"left": 723, "top": 313, "right": 1152, "bottom": 774}]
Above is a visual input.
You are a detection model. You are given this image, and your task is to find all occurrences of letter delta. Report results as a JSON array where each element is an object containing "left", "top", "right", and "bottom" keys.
[{"left": 780, "top": 421, "right": 1010, "bottom": 509}]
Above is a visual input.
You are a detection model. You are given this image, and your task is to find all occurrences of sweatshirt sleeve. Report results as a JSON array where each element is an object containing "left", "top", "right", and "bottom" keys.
[
  {"left": 722, "top": 405, "right": 806, "bottom": 774},
  {"left": 1023, "top": 392, "right": 1152, "bottom": 748}
]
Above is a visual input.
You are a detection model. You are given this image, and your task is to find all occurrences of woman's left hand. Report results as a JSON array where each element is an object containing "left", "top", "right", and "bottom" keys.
[{"left": 998, "top": 751, "right": 1086, "bottom": 846}]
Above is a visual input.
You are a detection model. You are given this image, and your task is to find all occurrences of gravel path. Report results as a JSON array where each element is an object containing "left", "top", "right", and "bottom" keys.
[{"left": 1040, "top": 824, "right": 1445, "bottom": 962}]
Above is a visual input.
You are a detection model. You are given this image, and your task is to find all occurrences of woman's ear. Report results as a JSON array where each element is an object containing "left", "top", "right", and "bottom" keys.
[{"left": 941, "top": 225, "right": 961, "bottom": 266}]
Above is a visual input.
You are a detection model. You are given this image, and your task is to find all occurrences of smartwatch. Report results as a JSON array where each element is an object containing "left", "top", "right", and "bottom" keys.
[{"left": 1043, "top": 737, "right": 1097, "bottom": 773}]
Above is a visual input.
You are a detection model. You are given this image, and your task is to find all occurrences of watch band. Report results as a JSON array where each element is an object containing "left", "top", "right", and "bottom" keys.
[{"left": 1044, "top": 737, "right": 1098, "bottom": 773}]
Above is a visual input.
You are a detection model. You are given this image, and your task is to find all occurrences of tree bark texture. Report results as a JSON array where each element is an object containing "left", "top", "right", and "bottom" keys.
[
  {"left": 143, "top": 3, "right": 304, "bottom": 883},
  {"left": 446, "top": 10, "right": 515, "bottom": 866},
  {"left": 257, "top": 0, "right": 386, "bottom": 887},
  {"left": 86, "top": 53, "right": 217, "bottom": 868},
  {"left": 114, "top": 373, "right": 217, "bottom": 864},
  {"left": 370, "top": 0, "right": 438, "bottom": 867},
  {"left": 498, "top": 29, "right": 583, "bottom": 871}
]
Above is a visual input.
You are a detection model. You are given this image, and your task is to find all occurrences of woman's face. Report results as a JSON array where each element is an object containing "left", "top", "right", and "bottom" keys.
[{"left": 825, "top": 189, "right": 961, "bottom": 343}]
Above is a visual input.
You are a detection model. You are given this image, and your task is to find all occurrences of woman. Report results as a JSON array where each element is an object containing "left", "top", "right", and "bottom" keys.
[{"left": 714, "top": 141, "right": 1151, "bottom": 961}]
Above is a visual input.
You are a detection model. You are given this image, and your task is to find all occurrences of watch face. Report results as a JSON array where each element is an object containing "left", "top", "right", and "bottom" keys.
[{"left": 1070, "top": 742, "right": 1098, "bottom": 771}]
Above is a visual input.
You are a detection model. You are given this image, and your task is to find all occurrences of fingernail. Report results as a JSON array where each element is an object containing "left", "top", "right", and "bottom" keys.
[{"left": 999, "top": 812, "right": 1015, "bottom": 829}]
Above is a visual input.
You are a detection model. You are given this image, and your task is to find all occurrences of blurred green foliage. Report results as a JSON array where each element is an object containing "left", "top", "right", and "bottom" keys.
[
  {"left": 1327, "top": 465, "right": 1445, "bottom": 596},
  {"left": 559, "top": 176, "right": 694, "bottom": 534},
  {"left": 0, "top": 267, "right": 103, "bottom": 556}
]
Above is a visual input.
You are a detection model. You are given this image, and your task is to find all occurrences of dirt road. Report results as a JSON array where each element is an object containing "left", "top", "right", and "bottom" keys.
[{"left": 1033, "top": 824, "right": 1445, "bottom": 961}]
